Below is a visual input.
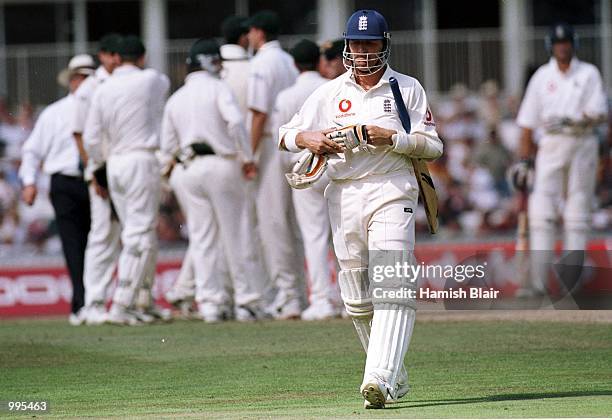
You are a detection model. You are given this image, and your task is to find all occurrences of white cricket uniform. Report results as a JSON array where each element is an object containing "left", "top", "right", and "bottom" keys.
[
  {"left": 161, "top": 70, "right": 263, "bottom": 308},
  {"left": 517, "top": 57, "right": 607, "bottom": 252},
  {"left": 73, "top": 66, "right": 121, "bottom": 308},
  {"left": 272, "top": 71, "right": 336, "bottom": 307},
  {"left": 84, "top": 64, "right": 170, "bottom": 309},
  {"left": 279, "top": 66, "right": 443, "bottom": 396},
  {"left": 221, "top": 44, "right": 250, "bottom": 115},
  {"left": 247, "top": 40, "right": 300, "bottom": 302}
]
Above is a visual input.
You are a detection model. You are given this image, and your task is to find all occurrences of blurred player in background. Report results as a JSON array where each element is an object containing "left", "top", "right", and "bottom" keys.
[
  {"left": 19, "top": 54, "right": 95, "bottom": 325},
  {"left": 72, "top": 34, "right": 123, "bottom": 325},
  {"left": 220, "top": 15, "right": 250, "bottom": 114},
  {"left": 85, "top": 36, "right": 170, "bottom": 325},
  {"left": 319, "top": 39, "right": 346, "bottom": 80},
  {"left": 246, "top": 10, "right": 302, "bottom": 319},
  {"left": 161, "top": 39, "right": 267, "bottom": 322},
  {"left": 272, "top": 39, "right": 339, "bottom": 320},
  {"left": 512, "top": 23, "right": 608, "bottom": 293},
  {"left": 279, "top": 10, "right": 443, "bottom": 407}
]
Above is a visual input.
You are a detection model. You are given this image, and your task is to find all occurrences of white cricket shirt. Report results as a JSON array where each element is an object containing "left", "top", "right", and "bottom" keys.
[
  {"left": 247, "top": 40, "right": 298, "bottom": 135},
  {"left": 220, "top": 44, "right": 250, "bottom": 115},
  {"left": 279, "top": 66, "right": 443, "bottom": 181},
  {"left": 83, "top": 64, "right": 170, "bottom": 166},
  {"left": 517, "top": 57, "right": 607, "bottom": 131},
  {"left": 19, "top": 95, "right": 81, "bottom": 185},
  {"left": 160, "top": 70, "right": 253, "bottom": 161},
  {"left": 272, "top": 71, "right": 328, "bottom": 134},
  {"left": 72, "top": 66, "right": 110, "bottom": 135}
]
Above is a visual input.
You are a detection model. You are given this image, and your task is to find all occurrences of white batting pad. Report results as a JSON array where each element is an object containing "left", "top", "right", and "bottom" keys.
[{"left": 363, "top": 304, "right": 416, "bottom": 399}]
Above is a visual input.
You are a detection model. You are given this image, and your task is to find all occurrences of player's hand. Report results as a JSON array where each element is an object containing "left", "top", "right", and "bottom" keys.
[
  {"left": 92, "top": 178, "right": 109, "bottom": 199},
  {"left": 242, "top": 161, "right": 258, "bottom": 180},
  {"left": 21, "top": 185, "right": 37, "bottom": 206},
  {"left": 296, "top": 128, "right": 344, "bottom": 155},
  {"left": 365, "top": 125, "right": 396, "bottom": 146},
  {"left": 161, "top": 159, "right": 176, "bottom": 179}
]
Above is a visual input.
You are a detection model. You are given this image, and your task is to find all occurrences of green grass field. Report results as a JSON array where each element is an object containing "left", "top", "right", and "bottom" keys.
[{"left": 1, "top": 316, "right": 611, "bottom": 418}]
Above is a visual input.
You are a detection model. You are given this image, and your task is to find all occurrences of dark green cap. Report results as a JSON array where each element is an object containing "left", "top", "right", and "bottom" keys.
[
  {"left": 188, "top": 38, "right": 220, "bottom": 63},
  {"left": 117, "top": 35, "right": 145, "bottom": 58},
  {"left": 222, "top": 16, "right": 248, "bottom": 44},
  {"left": 99, "top": 33, "right": 122, "bottom": 53},
  {"left": 322, "top": 39, "right": 344, "bottom": 60},
  {"left": 246, "top": 10, "right": 280, "bottom": 35},
  {"left": 290, "top": 39, "right": 320, "bottom": 65}
]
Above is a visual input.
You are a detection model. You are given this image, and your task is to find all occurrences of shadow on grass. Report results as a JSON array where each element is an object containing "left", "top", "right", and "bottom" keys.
[{"left": 386, "top": 390, "right": 612, "bottom": 410}]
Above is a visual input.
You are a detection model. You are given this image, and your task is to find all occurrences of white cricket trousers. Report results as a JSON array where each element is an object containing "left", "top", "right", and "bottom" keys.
[
  {"left": 326, "top": 169, "right": 418, "bottom": 397},
  {"left": 83, "top": 183, "right": 121, "bottom": 307},
  {"left": 180, "top": 155, "right": 263, "bottom": 307},
  {"left": 255, "top": 135, "right": 303, "bottom": 298},
  {"left": 528, "top": 135, "right": 598, "bottom": 292},
  {"left": 107, "top": 150, "right": 160, "bottom": 308},
  {"left": 292, "top": 174, "right": 337, "bottom": 305},
  {"left": 168, "top": 164, "right": 197, "bottom": 298},
  {"left": 529, "top": 135, "right": 598, "bottom": 250}
]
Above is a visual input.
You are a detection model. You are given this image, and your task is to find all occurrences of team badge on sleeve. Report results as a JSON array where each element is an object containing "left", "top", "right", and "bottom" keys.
[{"left": 424, "top": 106, "right": 436, "bottom": 127}]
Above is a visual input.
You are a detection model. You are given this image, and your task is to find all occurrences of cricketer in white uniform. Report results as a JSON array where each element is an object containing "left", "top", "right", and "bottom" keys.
[
  {"left": 514, "top": 24, "right": 608, "bottom": 292},
  {"left": 84, "top": 36, "right": 170, "bottom": 325},
  {"left": 161, "top": 38, "right": 266, "bottom": 322},
  {"left": 220, "top": 15, "right": 251, "bottom": 115},
  {"left": 279, "top": 10, "right": 443, "bottom": 408},
  {"left": 72, "top": 34, "right": 123, "bottom": 325},
  {"left": 246, "top": 10, "right": 301, "bottom": 319},
  {"left": 272, "top": 39, "right": 339, "bottom": 321}
]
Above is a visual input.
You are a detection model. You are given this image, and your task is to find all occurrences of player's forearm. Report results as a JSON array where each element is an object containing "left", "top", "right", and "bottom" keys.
[
  {"left": 250, "top": 110, "right": 267, "bottom": 153},
  {"left": 518, "top": 128, "right": 536, "bottom": 160},
  {"left": 228, "top": 121, "right": 254, "bottom": 162},
  {"left": 73, "top": 133, "right": 89, "bottom": 166},
  {"left": 391, "top": 131, "right": 443, "bottom": 160}
]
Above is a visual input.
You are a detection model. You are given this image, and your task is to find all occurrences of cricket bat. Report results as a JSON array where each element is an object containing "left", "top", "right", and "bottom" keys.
[{"left": 389, "top": 77, "right": 439, "bottom": 234}]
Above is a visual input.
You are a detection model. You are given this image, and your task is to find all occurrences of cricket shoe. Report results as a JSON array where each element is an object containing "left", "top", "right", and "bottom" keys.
[
  {"left": 68, "top": 307, "right": 87, "bottom": 326},
  {"left": 105, "top": 305, "right": 142, "bottom": 326},
  {"left": 387, "top": 366, "right": 410, "bottom": 403},
  {"left": 301, "top": 300, "right": 340, "bottom": 321},
  {"left": 198, "top": 303, "right": 231, "bottom": 323},
  {"left": 236, "top": 303, "right": 271, "bottom": 322},
  {"left": 266, "top": 290, "right": 302, "bottom": 320},
  {"left": 174, "top": 300, "right": 199, "bottom": 320},
  {"left": 165, "top": 287, "right": 195, "bottom": 305},
  {"left": 361, "top": 376, "right": 390, "bottom": 409},
  {"left": 85, "top": 304, "right": 108, "bottom": 326},
  {"left": 140, "top": 304, "right": 173, "bottom": 322}
]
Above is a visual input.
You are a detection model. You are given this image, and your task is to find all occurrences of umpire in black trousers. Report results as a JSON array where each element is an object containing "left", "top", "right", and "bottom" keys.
[{"left": 18, "top": 54, "right": 95, "bottom": 324}]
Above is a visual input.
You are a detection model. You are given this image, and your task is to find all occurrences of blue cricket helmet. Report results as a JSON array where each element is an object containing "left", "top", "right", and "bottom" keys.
[
  {"left": 342, "top": 10, "right": 391, "bottom": 75},
  {"left": 343, "top": 9, "right": 390, "bottom": 40}
]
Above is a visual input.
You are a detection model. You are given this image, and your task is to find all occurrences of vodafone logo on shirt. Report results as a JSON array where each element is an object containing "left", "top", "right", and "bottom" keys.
[
  {"left": 339, "top": 99, "right": 352, "bottom": 112},
  {"left": 336, "top": 99, "right": 355, "bottom": 118}
]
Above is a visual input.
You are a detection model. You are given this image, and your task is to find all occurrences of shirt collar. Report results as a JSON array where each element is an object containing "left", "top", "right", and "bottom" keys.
[
  {"left": 185, "top": 70, "right": 216, "bottom": 83},
  {"left": 549, "top": 56, "right": 579, "bottom": 76},
  {"left": 95, "top": 66, "right": 111, "bottom": 80},
  {"left": 113, "top": 63, "right": 141, "bottom": 76},
  {"left": 220, "top": 44, "right": 248, "bottom": 60},
  {"left": 345, "top": 66, "right": 395, "bottom": 91},
  {"left": 258, "top": 40, "right": 281, "bottom": 53},
  {"left": 297, "top": 71, "right": 323, "bottom": 82}
]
